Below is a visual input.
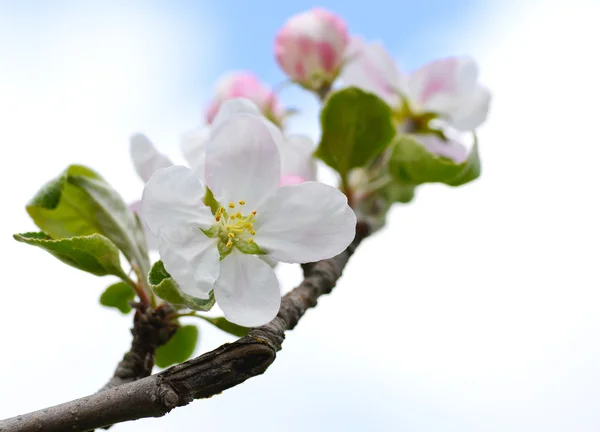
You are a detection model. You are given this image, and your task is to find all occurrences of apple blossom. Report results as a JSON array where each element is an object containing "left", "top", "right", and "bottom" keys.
[
  {"left": 205, "top": 71, "right": 284, "bottom": 126},
  {"left": 342, "top": 37, "right": 490, "bottom": 131},
  {"left": 129, "top": 133, "right": 173, "bottom": 250},
  {"left": 142, "top": 111, "right": 356, "bottom": 326},
  {"left": 275, "top": 8, "right": 349, "bottom": 92},
  {"left": 182, "top": 98, "right": 316, "bottom": 184}
]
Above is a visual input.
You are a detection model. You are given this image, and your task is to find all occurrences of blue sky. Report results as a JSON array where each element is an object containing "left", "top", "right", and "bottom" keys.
[{"left": 2, "top": 1, "right": 600, "bottom": 431}]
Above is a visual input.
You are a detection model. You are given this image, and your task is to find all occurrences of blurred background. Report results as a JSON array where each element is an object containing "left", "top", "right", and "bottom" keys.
[{"left": 1, "top": 0, "right": 599, "bottom": 430}]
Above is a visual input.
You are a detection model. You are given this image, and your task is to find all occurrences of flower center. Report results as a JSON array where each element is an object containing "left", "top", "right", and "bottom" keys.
[{"left": 213, "top": 200, "right": 257, "bottom": 249}]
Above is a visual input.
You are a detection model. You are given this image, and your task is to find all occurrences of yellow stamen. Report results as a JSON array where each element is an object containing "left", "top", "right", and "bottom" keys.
[
  {"left": 248, "top": 238, "right": 254, "bottom": 244},
  {"left": 252, "top": 210, "right": 257, "bottom": 215},
  {"left": 229, "top": 215, "right": 235, "bottom": 220},
  {"left": 250, "top": 230, "right": 256, "bottom": 236},
  {"left": 226, "top": 240, "right": 233, "bottom": 248},
  {"left": 236, "top": 212, "right": 242, "bottom": 218},
  {"left": 215, "top": 215, "right": 221, "bottom": 222},
  {"left": 239, "top": 200, "right": 245, "bottom": 205},
  {"left": 228, "top": 232, "right": 235, "bottom": 238},
  {"left": 228, "top": 202, "right": 235, "bottom": 208}
]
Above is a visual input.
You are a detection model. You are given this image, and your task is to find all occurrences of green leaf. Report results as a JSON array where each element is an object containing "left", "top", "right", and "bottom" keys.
[
  {"left": 203, "top": 187, "right": 220, "bottom": 215},
  {"left": 380, "top": 182, "right": 416, "bottom": 204},
  {"left": 155, "top": 325, "right": 199, "bottom": 368},
  {"left": 148, "top": 261, "right": 216, "bottom": 311},
  {"left": 197, "top": 315, "right": 249, "bottom": 337},
  {"left": 389, "top": 134, "right": 481, "bottom": 186},
  {"left": 100, "top": 282, "right": 135, "bottom": 313},
  {"left": 26, "top": 165, "right": 150, "bottom": 274},
  {"left": 315, "top": 87, "right": 395, "bottom": 179},
  {"left": 13, "top": 232, "right": 128, "bottom": 278}
]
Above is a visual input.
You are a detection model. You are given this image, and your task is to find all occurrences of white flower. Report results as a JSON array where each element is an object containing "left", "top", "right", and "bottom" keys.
[
  {"left": 129, "top": 133, "right": 174, "bottom": 250},
  {"left": 142, "top": 110, "right": 356, "bottom": 327},
  {"left": 182, "top": 98, "right": 316, "bottom": 184},
  {"left": 342, "top": 37, "right": 491, "bottom": 131}
]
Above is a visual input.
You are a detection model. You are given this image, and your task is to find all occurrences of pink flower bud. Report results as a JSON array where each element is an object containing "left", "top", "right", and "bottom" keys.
[
  {"left": 205, "top": 71, "right": 284, "bottom": 126},
  {"left": 275, "top": 8, "right": 349, "bottom": 91}
]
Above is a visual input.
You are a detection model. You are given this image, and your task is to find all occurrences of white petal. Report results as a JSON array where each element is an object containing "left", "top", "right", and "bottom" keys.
[
  {"left": 159, "top": 231, "right": 220, "bottom": 300},
  {"left": 280, "top": 134, "right": 317, "bottom": 180},
  {"left": 214, "top": 251, "right": 280, "bottom": 327},
  {"left": 181, "top": 127, "right": 210, "bottom": 178},
  {"left": 142, "top": 166, "right": 214, "bottom": 243},
  {"left": 254, "top": 181, "right": 356, "bottom": 263},
  {"left": 212, "top": 98, "right": 262, "bottom": 129},
  {"left": 416, "top": 134, "right": 468, "bottom": 164},
  {"left": 408, "top": 57, "right": 478, "bottom": 116},
  {"left": 341, "top": 37, "right": 402, "bottom": 107},
  {"left": 130, "top": 134, "right": 173, "bottom": 182},
  {"left": 204, "top": 114, "right": 281, "bottom": 210},
  {"left": 448, "top": 86, "right": 491, "bottom": 131},
  {"left": 129, "top": 199, "right": 158, "bottom": 250}
]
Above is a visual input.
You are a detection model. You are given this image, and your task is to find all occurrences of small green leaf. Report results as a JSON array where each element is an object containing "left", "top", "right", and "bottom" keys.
[
  {"left": 389, "top": 134, "right": 481, "bottom": 186},
  {"left": 155, "top": 325, "right": 199, "bottom": 368},
  {"left": 203, "top": 187, "right": 220, "bottom": 215},
  {"left": 315, "top": 87, "right": 395, "bottom": 179},
  {"left": 13, "top": 232, "right": 128, "bottom": 278},
  {"left": 235, "top": 241, "right": 265, "bottom": 256},
  {"left": 26, "top": 165, "right": 150, "bottom": 275},
  {"left": 197, "top": 315, "right": 249, "bottom": 337},
  {"left": 100, "top": 282, "right": 135, "bottom": 313},
  {"left": 380, "top": 182, "right": 416, "bottom": 204},
  {"left": 149, "top": 261, "right": 216, "bottom": 311}
]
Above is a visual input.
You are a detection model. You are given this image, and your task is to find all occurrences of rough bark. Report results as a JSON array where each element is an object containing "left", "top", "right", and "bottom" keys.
[{"left": 0, "top": 222, "right": 370, "bottom": 432}]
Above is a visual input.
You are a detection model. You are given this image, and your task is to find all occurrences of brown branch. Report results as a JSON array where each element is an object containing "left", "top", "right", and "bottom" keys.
[
  {"left": 99, "top": 304, "right": 177, "bottom": 392},
  {"left": 0, "top": 222, "right": 370, "bottom": 432}
]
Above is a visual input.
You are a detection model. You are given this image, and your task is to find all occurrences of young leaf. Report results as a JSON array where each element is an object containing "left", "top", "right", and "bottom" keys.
[
  {"left": 100, "top": 282, "right": 135, "bottom": 314},
  {"left": 155, "top": 325, "right": 199, "bottom": 368},
  {"left": 197, "top": 315, "right": 249, "bottom": 337},
  {"left": 13, "top": 232, "right": 128, "bottom": 278},
  {"left": 26, "top": 165, "right": 150, "bottom": 274},
  {"left": 389, "top": 134, "right": 481, "bottom": 186},
  {"left": 315, "top": 87, "right": 395, "bottom": 179},
  {"left": 148, "top": 261, "right": 215, "bottom": 311}
]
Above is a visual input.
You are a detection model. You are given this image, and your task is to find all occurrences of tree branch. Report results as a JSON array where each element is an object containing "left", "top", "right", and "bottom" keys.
[{"left": 0, "top": 222, "right": 370, "bottom": 432}]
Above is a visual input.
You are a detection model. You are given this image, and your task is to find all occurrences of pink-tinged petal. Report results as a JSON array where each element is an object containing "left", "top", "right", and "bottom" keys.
[
  {"left": 204, "top": 114, "right": 281, "bottom": 210},
  {"left": 214, "top": 250, "right": 280, "bottom": 327},
  {"left": 274, "top": 8, "right": 348, "bottom": 88},
  {"left": 206, "top": 72, "right": 284, "bottom": 125},
  {"left": 181, "top": 127, "right": 211, "bottom": 179},
  {"left": 341, "top": 37, "right": 403, "bottom": 107},
  {"left": 254, "top": 181, "right": 356, "bottom": 263},
  {"left": 129, "top": 199, "right": 158, "bottom": 251},
  {"left": 279, "top": 175, "right": 306, "bottom": 187},
  {"left": 415, "top": 134, "right": 468, "bottom": 164},
  {"left": 142, "top": 166, "right": 214, "bottom": 244},
  {"left": 408, "top": 57, "right": 479, "bottom": 117},
  {"left": 448, "top": 86, "right": 491, "bottom": 131},
  {"left": 130, "top": 134, "right": 173, "bottom": 183},
  {"left": 159, "top": 231, "right": 219, "bottom": 300},
  {"left": 279, "top": 134, "right": 316, "bottom": 180}
]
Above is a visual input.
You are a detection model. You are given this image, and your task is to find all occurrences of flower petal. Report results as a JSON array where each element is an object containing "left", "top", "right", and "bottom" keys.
[
  {"left": 341, "top": 36, "right": 402, "bottom": 107},
  {"left": 214, "top": 251, "right": 281, "bottom": 327},
  {"left": 254, "top": 181, "right": 356, "bottom": 263},
  {"left": 415, "top": 134, "right": 468, "bottom": 164},
  {"left": 212, "top": 98, "right": 262, "bottom": 129},
  {"left": 204, "top": 114, "right": 281, "bottom": 210},
  {"left": 129, "top": 199, "right": 159, "bottom": 250},
  {"left": 130, "top": 133, "right": 173, "bottom": 182},
  {"left": 280, "top": 134, "right": 317, "bottom": 180},
  {"left": 408, "top": 57, "right": 483, "bottom": 122},
  {"left": 142, "top": 166, "right": 214, "bottom": 243},
  {"left": 159, "top": 230, "right": 220, "bottom": 300},
  {"left": 448, "top": 86, "right": 491, "bottom": 131},
  {"left": 181, "top": 127, "right": 211, "bottom": 178}
]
